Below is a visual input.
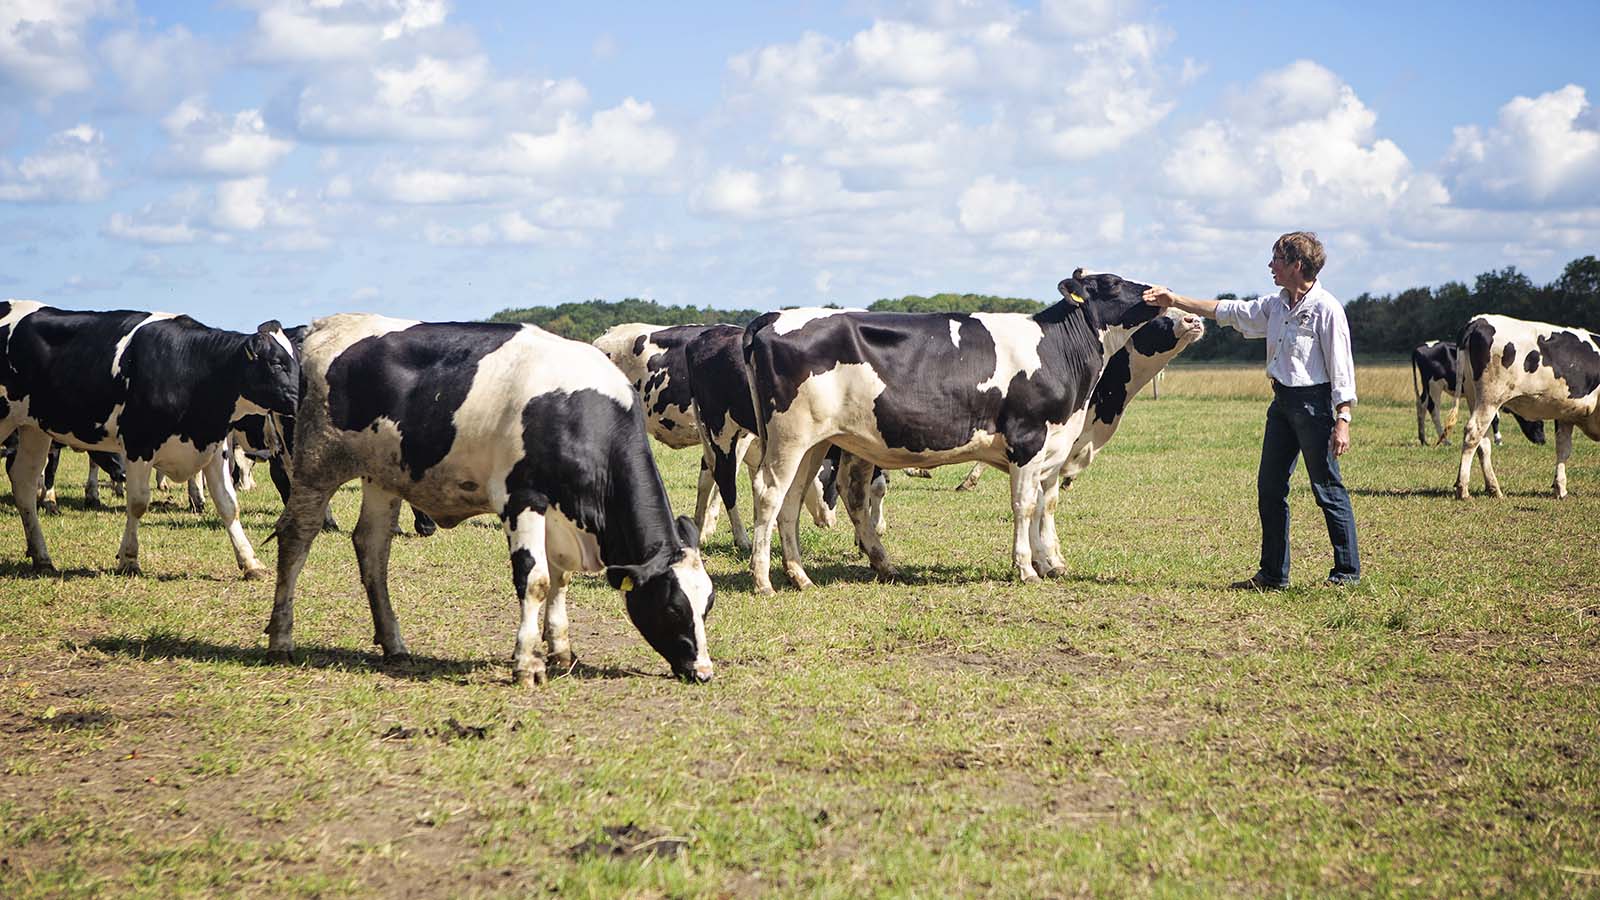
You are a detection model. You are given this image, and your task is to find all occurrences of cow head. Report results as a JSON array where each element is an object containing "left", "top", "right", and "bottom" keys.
[
  {"left": 238, "top": 320, "right": 301, "bottom": 416},
  {"left": 1057, "top": 268, "right": 1162, "bottom": 357},
  {"left": 607, "top": 515, "right": 715, "bottom": 683}
]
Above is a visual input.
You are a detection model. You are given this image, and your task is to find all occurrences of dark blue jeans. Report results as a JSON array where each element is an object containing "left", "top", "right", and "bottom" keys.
[{"left": 1256, "top": 383, "right": 1360, "bottom": 586}]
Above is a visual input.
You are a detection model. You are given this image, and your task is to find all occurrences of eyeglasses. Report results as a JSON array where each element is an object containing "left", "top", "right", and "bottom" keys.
[{"left": 1271, "top": 253, "right": 1287, "bottom": 263}]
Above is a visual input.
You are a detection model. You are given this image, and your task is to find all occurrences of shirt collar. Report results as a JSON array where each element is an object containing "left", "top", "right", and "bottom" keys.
[{"left": 1279, "top": 280, "right": 1321, "bottom": 311}]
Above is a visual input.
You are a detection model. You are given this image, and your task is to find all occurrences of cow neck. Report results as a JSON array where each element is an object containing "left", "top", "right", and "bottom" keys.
[
  {"left": 1035, "top": 300, "right": 1112, "bottom": 381},
  {"left": 593, "top": 436, "right": 683, "bottom": 573},
  {"left": 140, "top": 323, "right": 250, "bottom": 426}
]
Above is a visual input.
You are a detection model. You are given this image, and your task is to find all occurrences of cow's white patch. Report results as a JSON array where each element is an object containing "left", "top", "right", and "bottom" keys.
[
  {"left": 593, "top": 322, "right": 663, "bottom": 384},
  {"left": 0, "top": 299, "right": 43, "bottom": 335},
  {"left": 544, "top": 507, "right": 604, "bottom": 574},
  {"left": 672, "top": 550, "right": 715, "bottom": 679},
  {"left": 972, "top": 313, "right": 1045, "bottom": 393},
  {"left": 949, "top": 319, "right": 962, "bottom": 349},
  {"left": 269, "top": 328, "right": 294, "bottom": 359},
  {"left": 770, "top": 307, "right": 858, "bottom": 336},
  {"left": 110, "top": 312, "right": 178, "bottom": 379},
  {"left": 146, "top": 433, "right": 218, "bottom": 481}
]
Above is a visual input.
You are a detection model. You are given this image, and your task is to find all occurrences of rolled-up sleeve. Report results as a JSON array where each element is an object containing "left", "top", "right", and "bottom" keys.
[
  {"left": 1320, "top": 305, "right": 1358, "bottom": 407},
  {"left": 1214, "top": 295, "right": 1273, "bottom": 338}
]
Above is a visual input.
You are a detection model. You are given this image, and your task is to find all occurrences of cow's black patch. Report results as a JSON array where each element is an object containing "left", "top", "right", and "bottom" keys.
[
  {"left": 1462, "top": 319, "right": 1497, "bottom": 385},
  {"left": 1537, "top": 330, "right": 1600, "bottom": 399},
  {"left": 1502, "top": 343, "right": 1517, "bottom": 369},
  {"left": 326, "top": 323, "right": 518, "bottom": 480},
  {"left": 510, "top": 547, "right": 535, "bottom": 599},
  {"left": 1092, "top": 315, "right": 1184, "bottom": 427},
  {"left": 1524, "top": 350, "right": 1541, "bottom": 373}
]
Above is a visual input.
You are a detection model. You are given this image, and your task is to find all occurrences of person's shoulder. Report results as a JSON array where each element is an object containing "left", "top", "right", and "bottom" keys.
[{"left": 1310, "top": 283, "right": 1345, "bottom": 314}]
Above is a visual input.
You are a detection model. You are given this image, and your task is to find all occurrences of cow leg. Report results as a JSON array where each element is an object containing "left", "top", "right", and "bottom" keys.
[
  {"left": 778, "top": 443, "right": 831, "bottom": 590},
  {"left": 1553, "top": 421, "right": 1574, "bottom": 499},
  {"left": 186, "top": 474, "right": 205, "bottom": 514},
  {"left": 353, "top": 481, "right": 409, "bottom": 657},
  {"left": 955, "top": 461, "right": 985, "bottom": 492},
  {"left": 750, "top": 441, "right": 817, "bottom": 595},
  {"left": 10, "top": 429, "right": 57, "bottom": 573},
  {"left": 545, "top": 567, "right": 575, "bottom": 674},
  {"left": 201, "top": 449, "right": 270, "bottom": 579},
  {"left": 1490, "top": 413, "right": 1504, "bottom": 446},
  {"left": 115, "top": 459, "right": 154, "bottom": 575},
  {"left": 503, "top": 506, "right": 552, "bottom": 685},
  {"left": 84, "top": 461, "right": 101, "bottom": 509},
  {"left": 840, "top": 453, "right": 898, "bottom": 579},
  {"left": 693, "top": 455, "right": 723, "bottom": 542},
  {"left": 232, "top": 444, "right": 256, "bottom": 491},
  {"left": 265, "top": 479, "right": 342, "bottom": 656},
  {"left": 1035, "top": 470, "right": 1068, "bottom": 578},
  {"left": 1008, "top": 465, "right": 1043, "bottom": 582},
  {"left": 803, "top": 470, "right": 836, "bottom": 529},
  {"left": 1416, "top": 392, "right": 1431, "bottom": 445},
  {"left": 1455, "top": 407, "right": 1503, "bottom": 499},
  {"left": 38, "top": 444, "right": 60, "bottom": 515}
]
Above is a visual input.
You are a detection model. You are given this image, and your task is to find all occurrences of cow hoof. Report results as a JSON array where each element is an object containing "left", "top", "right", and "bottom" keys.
[
  {"left": 754, "top": 583, "right": 777, "bottom": 597},
  {"left": 115, "top": 561, "right": 143, "bottom": 577},
  {"left": 414, "top": 520, "right": 437, "bottom": 538},
  {"left": 84, "top": 498, "right": 102, "bottom": 510},
  {"left": 872, "top": 567, "right": 902, "bottom": 583},
  {"left": 266, "top": 648, "right": 295, "bottom": 664},
  {"left": 905, "top": 467, "right": 932, "bottom": 478},
  {"left": 30, "top": 561, "right": 59, "bottom": 577},
  {"left": 1018, "top": 570, "right": 1041, "bottom": 584},
  {"left": 547, "top": 650, "right": 577, "bottom": 673},
  {"left": 242, "top": 565, "right": 270, "bottom": 581},
  {"left": 1043, "top": 565, "right": 1069, "bottom": 579},
  {"left": 514, "top": 667, "right": 548, "bottom": 687},
  {"left": 43, "top": 501, "right": 59, "bottom": 516}
]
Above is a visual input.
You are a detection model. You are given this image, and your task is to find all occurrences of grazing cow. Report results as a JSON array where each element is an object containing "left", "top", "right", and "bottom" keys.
[
  {"left": 742, "top": 269, "right": 1161, "bottom": 592},
  {"left": 266, "top": 314, "right": 715, "bottom": 685},
  {"left": 0, "top": 301, "right": 297, "bottom": 577},
  {"left": 1413, "top": 340, "right": 1545, "bottom": 446},
  {"left": 600, "top": 322, "right": 835, "bottom": 550},
  {"left": 943, "top": 311, "right": 1205, "bottom": 493},
  {"left": 3, "top": 436, "right": 125, "bottom": 511},
  {"left": 1452, "top": 314, "right": 1600, "bottom": 499}
]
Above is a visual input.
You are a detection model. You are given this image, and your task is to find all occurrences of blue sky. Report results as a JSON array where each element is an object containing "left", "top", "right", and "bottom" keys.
[{"left": 3, "top": 1, "right": 1597, "bottom": 331}]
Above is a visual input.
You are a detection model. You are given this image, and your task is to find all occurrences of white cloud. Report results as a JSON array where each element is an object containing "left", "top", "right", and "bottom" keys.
[
  {"left": 486, "top": 98, "right": 678, "bottom": 177},
  {"left": 294, "top": 54, "right": 505, "bottom": 143},
  {"left": 691, "top": 159, "right": 883, "bottom": 221},
  {"left": 105, "top": 212, "right": 200, "bottom": 245},
  {"left": 243, "top": 0, "right": 449, "bottom": 64},
  {"left": 1021, "top": 24, "right": 1175, "bottom": 161},
  {"left": 1161, "top": 60, "right": 1423, "bottom": 228},
  {"left": 0, "top": 0, "right": 116, "bottom": 100},
  {"left": 215, "top": 177, "right": 269, "bottom": 230},
  {"left": 958, "top": 174, "right": 1045, "bottom": 234},
  {"left": 536, "top": 196, "right": 622, "bottom": 229},
  {"left": 1444, "top": 84, "right": 1600, "bottom": 209},
  {"left": 100, "top": 25, "right": 211, "bottom": 111},
  {"left": 423, "top": 211, "right": 557, "bottom": 247},
  {"left": 164, "top": 98, "right": 295, "bottom": 177},
  {"left": 1040, "top": 0, "right": 1137, "bottom": 37},
  {"left": 370, "top": 166, "right": 506, "bottom": 204},
  {"left": 847, "top": 20, "right": 980, "bottom": 87},
  {"left": 0, "top": 124, "right": 109, "bottom": 202}
]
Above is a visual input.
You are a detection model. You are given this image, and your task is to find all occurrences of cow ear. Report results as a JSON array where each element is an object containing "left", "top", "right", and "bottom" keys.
[
  {"left": 256, "top": 320, "right": 283, "bottom": 336},
  {"left": 1058, "top": 276, "right": 1087, "bottom": 304},
  {"left": 674, "top": 514, "right": 701, "bottom": 550},
  {"left": 606, "top": 564, "right": 646, "bottom": 593}
]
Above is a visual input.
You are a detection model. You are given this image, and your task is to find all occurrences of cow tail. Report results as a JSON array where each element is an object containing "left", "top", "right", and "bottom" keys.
[
  {"left": 1437, "top": 344, "right": 1464, "bottom": 447},
  {"left": 1411, "top": 353, "right": 1422, "bottom": 407},
  {"left": 741, "top": 326, "right": 769, "bottom": 452}
]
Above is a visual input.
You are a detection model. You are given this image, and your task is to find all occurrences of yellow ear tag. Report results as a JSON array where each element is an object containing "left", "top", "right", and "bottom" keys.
[
  {"left": 1070, "top": 293, "right": 1086, "bottom": 304},
  {"left": 620, "top": 576, "right": 635, "bottom": 592}
]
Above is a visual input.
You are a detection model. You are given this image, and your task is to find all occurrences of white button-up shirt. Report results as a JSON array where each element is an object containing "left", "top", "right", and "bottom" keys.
[{"left": 1215, "top": 281, "right": 1357, "bottom": 408}]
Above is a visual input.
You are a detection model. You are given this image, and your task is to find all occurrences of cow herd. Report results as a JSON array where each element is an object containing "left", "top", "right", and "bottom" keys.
[{"left": 3, "top": 283, "right": 1598, "bottom": 686}]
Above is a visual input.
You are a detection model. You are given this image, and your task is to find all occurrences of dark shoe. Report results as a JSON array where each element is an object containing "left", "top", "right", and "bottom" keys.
[
  {"left": 1229, "top": 574, "right": 1287, "bottom": 592},
  {"left": 1323, "top": 575, "right": 1360, "bottom": 587}
]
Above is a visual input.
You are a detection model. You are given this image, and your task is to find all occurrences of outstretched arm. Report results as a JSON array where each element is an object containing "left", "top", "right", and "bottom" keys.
[{"left": 1143, "top": 286, "right": 1220, "bottom": 319}]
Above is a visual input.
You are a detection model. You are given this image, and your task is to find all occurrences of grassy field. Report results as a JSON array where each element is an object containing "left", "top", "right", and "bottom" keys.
[{"left": 2, "top": 362, "right": 1597, "bottom": 897}]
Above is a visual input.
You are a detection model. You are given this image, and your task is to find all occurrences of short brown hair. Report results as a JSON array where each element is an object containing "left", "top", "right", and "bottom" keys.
[{"left": 1274, "top": 231, "right": 1326, "bottom": 281}]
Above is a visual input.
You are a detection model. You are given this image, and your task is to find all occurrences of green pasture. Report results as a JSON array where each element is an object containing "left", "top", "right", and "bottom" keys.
[{"left": 1, "top": 363, "right": 1597, "bottom": 896}]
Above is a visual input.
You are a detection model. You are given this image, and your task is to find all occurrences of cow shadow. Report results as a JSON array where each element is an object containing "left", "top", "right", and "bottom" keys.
[
  {"left": 718, "top": 560, "right": 988, "bottom": 593},
  {"left": 1351, "top": 486, "right": 1557, "bottom": 500},
  {"left": 85, "top": 633, "right": 493, "bottom": 683},
  {"left": 0, "top": 560, "right": 103, "bottom": 580}
]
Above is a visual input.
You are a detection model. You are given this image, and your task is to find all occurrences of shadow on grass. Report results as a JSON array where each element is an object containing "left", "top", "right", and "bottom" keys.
[
  {"left": 1351, "top": 485, "right": 1558, "bottom": 499},
  {"left": 84, "top": 632, "right": 492, "bottom": 683},
  {"left": 0, "top": 559, "right": 245, "bottom": 582},
  {"left": 721, "top": 560, "right": 998, "bottom": 593}
]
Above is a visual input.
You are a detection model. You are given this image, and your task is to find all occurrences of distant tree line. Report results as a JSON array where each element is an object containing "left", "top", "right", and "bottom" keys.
[{"left": 486, "top": 256, "right": 1600, "bottom": 359}]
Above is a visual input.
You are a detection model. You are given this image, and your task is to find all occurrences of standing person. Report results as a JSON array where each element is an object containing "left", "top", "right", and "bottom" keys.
[{"left": 1142, "top": 231, "right": 1361, "bottom": 588}]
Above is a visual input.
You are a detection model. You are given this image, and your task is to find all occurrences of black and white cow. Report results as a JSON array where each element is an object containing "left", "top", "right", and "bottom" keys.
[
  {"left": 940, "top": 310, "right": 1205, "bottom": 494},
  {"left": 741, "top": 269, "right": 1162, "bottom": 592},
  {"left": 266, "top": 314, "right": 715, "bottom": 685},
  {"left": 0, "top": 301, "right": 298, "bottom": 577},
  {"left": 597, "top": 322, "right": 836, "bottom": 548},
  {"left": 1452, "top": 314, "right": 1600, "bottom": 499},
  {"left": 1413, "top": 340, "right": 1545, "bottom": 447}
]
